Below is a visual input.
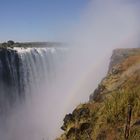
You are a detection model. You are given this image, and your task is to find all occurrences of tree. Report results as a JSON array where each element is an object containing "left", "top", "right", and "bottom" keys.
[
  {"left": 7, "top": 40, "right": 15, "bottom": 46},
  {"left": 1, "top": 42, "right": 7, "bottom": 48}
]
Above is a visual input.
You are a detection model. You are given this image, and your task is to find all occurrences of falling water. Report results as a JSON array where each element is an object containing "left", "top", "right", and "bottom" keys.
[
  {"left": 0, "top": 1, "right": 140, "bottom": 140},
  {"left": 0, "top": 46, "right": 68, "bottom": 140}
]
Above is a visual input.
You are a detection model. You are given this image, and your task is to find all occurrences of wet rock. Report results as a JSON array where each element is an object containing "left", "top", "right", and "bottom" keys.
[
  {"left": 90, "top": 84, "right": 106, "bottom": 101},
  {"left": 66, "top": 128, "right": 79, "bottom": 139},
  {"left": 73, "top": 107, "right": 90, "bottom": 119},
  {"left": 63, "top": 114, "right": 74, "bottom": 123},
  {"left": 61, "top": 113, "right": 74, "bottom": 131},
  {"left": 80, "top": 123, "right": 91, "bottom": 132},
  {"left": 111, "top": 67, "right": 122, "bottom": 75}
]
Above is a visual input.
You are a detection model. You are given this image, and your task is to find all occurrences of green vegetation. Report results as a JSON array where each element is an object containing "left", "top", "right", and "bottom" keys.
[
  {"left": 91, "top": 88, "right": 140, "bottom": 140},
  {"left": 0, "top": 41, "right": 47, "bottom": 49},
  {"left": 0, "top": 41, "right": 64, "bottom": 49},
  {"left": 0, "top": 40, "right": 15, "bottom": 48},
  {"left": 57, "top": 89, "right": 140, "bottom": 140},
  {"left": 57, "top": 48, "right": 140, "bottom": 140}
]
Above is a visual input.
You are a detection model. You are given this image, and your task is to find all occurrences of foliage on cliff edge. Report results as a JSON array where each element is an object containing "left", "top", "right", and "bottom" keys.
[{"left": 57, "top": 48, "right": 140, "bottom": 140}]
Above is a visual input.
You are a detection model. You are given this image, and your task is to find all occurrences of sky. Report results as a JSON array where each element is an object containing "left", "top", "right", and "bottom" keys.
[{"left": 0, "top": 0, "right": 89, "bottom": 42}]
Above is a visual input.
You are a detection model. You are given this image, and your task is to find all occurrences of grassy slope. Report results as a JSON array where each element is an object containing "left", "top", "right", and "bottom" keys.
[{"left": 57, "top": 48, "right": 140, "bottom": 140}]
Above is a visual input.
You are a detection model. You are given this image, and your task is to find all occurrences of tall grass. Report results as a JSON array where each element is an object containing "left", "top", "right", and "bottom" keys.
[{"left": 91, "top": 87, "right": 140, "bottom": 139}]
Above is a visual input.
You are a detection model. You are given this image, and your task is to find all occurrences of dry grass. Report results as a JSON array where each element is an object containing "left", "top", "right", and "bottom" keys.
[{"left": 90, "top": 87, "right": 140, "bottom": 140}]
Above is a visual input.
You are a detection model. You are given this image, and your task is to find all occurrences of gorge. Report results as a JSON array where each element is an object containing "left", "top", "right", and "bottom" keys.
[
  {"left": 57, "top": 48, "right": 140, "bottom": 140},
  {"left": 0, "top": 1, "right": 139, "bottom": 140}
]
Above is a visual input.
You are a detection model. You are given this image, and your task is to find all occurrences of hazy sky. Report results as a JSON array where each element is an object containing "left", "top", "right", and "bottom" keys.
[
  {"left": 0, "top": 0, "right": 139, "bottom": 42},
  {"left": 0, "top": 0, "right": 89, "bottom": 42}
]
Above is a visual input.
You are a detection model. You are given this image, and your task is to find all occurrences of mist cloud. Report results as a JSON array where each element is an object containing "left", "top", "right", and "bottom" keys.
[{"left": 1, "top": 1, "right": 140, "bottom": 140}]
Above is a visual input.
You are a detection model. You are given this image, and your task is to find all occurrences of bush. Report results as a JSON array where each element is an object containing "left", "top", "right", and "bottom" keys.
[{"left": 7, "top": 40, "right": 14, "bottom": 47}]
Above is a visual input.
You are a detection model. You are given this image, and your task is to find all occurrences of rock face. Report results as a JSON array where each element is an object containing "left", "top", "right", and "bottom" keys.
[
  {"left": 90, "top": 48, "right": 140, "bottom": 101},
  {"left": 58, "top": 104, "right": 92, "bottom": 140},
  {"left": 108, "top": 48, "right": 140, "bottom": 72},
  {"left": 57, "top": 48, "right": 140, "bottom": 140}
]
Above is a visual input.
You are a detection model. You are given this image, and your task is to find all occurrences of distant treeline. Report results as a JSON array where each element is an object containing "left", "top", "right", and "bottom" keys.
[{"left": 0, "top": 40, "right": 64, "bottom": 49}]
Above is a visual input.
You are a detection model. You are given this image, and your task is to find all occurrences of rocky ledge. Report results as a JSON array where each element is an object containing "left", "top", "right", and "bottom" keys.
[{"left": 57, "top": 48, "right": 140, "bottom": 140}]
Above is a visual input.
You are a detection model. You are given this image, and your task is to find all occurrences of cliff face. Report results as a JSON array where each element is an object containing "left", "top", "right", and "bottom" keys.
[
  {"left": 57, "top": 48, "right": 140, "bottom": 140},
  {"left": 108, "top": 48, "right": 140, "bottom": 72},
  {"left": 90, "top": 48, "right": 140, "bottom": 102}
]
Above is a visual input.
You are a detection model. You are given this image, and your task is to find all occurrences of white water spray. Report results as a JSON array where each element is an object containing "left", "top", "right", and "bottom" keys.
[{"left": 0, "top": 1, "right": 140, "bottom": 140}]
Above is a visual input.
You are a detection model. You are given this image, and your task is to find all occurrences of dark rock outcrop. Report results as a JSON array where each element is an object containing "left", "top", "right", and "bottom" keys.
[{"left": 60, "top": 105, "right": 91, "bottom": 139}]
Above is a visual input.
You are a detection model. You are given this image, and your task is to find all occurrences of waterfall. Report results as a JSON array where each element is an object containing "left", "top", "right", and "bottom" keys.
[
  {"left": 0, "top": 46, "right": 69, "bottom": 140},
  {"left": 0, "top": 48, "right": 22, "bottom": 116},
  {"left": 0, "top": 47, "right": 66, "bottom": 117}
]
